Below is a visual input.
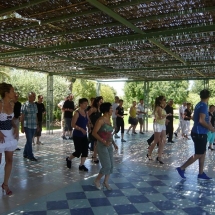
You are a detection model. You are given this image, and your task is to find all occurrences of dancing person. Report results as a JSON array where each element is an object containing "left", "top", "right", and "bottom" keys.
[
  {"left": 88, "top": 96, "right": 103, "bottom": 163},
  {"left": 34, "top": 95, "right": 46, "bottom": 145},
  {"left": 174, "top": 102, "right": 187, "bottom": 137},
  {"left": 62, "top": 94, "right": 74, "bottom": 140},
  {"left": 112, "top": 96, "right": 120, "bottom": 138},
  {"left": 183, "top": 103, "right": 192, "bottom": 140},
  {"left": 92, "top": 102, "right": 118, "bottom": 190},
  {"left": 13, "top": 92, "right": 22, "bottom": 150},
  {"left": 21, "top": 92, "right": 38, "bottom": 161},
  {"left": 0, "top": 83, "right": 18, "bottom": 195},
  {"left": 58, "top": 96, "right": 69, "bottom": 138},
  {"left": 147, "top": 96, "right": 171, "bottom": 164},
  {"left": 165, "top": 99, "right": 174, "bottom": 143},
  {"left": 207, "top": 105, "right": 215, "bottom": 151},
  {"left": 137, "top": 99, "right": 147, "bottom": 134},
  {"left": 176, "top": 89, "right": 215, "bottom": 180},
  {"left": 127, "top": 101, "right": 138, "bottom": 134},
  {"left": 66, "top": 98, "right": 90, "bottom": 171},
  {"left": 115, "top": 99, "right": 126, "bottom": 142}
]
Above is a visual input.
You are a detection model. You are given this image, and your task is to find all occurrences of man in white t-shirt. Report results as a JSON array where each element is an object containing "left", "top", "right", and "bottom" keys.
[
  {"left": 174, "top": 102, "right": 187, "bottom": 137},
  {"left": 137, "top": 99, "right": 147, "bottom": 134},
  {"left": 112, "top": 96, "right": 120, "bottom": 138}
]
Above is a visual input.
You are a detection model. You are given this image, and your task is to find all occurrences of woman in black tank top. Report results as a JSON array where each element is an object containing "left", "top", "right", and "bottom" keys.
[{"left": 88, "top": 96, "right": 103, "bottom": 163}]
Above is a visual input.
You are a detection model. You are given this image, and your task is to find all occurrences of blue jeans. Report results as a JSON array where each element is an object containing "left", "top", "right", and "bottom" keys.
[{"left": 23, "top": 127, "right": 36, "bottom": 159}]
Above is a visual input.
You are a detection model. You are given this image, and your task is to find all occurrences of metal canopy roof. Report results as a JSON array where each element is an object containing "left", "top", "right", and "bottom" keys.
[{"left": 0, "top": 0, "right": 215, "bottom": 81}]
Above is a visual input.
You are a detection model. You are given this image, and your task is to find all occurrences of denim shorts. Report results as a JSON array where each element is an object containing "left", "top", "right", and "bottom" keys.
[{"left": 191, "top": 132, "right": 207, "bottom": 154}]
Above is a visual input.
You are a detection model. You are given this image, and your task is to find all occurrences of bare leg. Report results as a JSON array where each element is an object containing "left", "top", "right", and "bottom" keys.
[
  {"left": 158, "top": 130, "right": 166, "bottom": 158},
  {"left": 180, "top": 154, "right": 202, "bottom": 170},
  {"left": 121, "top": 133, "right": 124, "bottom": 139},
  {"left": 4, "top": 151, "right": 13, "bottom": 185},
  {"left": 95, "top": 173, "right": 104, "bottom": 186},
  {"left": 104, "top": 174, "right": 110, "bottom": 184},
  {"left": 140, "top": 123, "right": 143, "bottom": 132},
  {"left": 80, "top": 157, "right": 86, "bottom": 166},
  {"left": 127, "top": 125, "right": 133, "bottom": 133},
  {"left": 148, "top": 132, "right": 161, "bottom": 155},
  {"left": 198, "top": 152, "right": 206, "bottom": 174}
]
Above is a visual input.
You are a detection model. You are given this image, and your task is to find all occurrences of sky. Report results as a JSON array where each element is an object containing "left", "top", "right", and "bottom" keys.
[{"left": 104, "top": 81, "right": 125, "bottom": 97}]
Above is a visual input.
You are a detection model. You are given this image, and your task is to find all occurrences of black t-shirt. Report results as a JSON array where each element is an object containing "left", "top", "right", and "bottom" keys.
[
  {"left": 90, "top": 109, "right": 101, "bottom": 126},
  {"left": 14, "top": 101, "right": 21, "bottom": 119},
  {"left": 116, "top": 106, "right": 124, "bottom": 118},
  {"left": 209, "top": 112, "right": 215, "bottom": 127},
  {"left": 165, "top": 105, "right": 173, "bottom": 121},
  {"left": 184, "top": 109, "right": 192, "bottom": 121},
  {"left": 63, "top": 100, "right": 75, "bottom": 118},
  {"left": 35, "top": 102, "right": 46, "bottom": 121}
]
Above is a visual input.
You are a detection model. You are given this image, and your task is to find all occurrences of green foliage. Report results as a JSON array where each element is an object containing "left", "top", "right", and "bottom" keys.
[
  {"left": 0, "top": 67, "right": 10, "bottom": 82},
  {"left": 100, "top": 84, "right": 116, "bottom": 102},
  {"left": 191, "top": 80, "right": 215, "bottom": 97},
  {"left": 124, "top": 80, "right": 189, "bottom": 109},
  {"left": 149, "top": 81, "right": 189, "bottom": 105},
  {"left": 72, "top": 79, "right": 96, "bottom": 103}
]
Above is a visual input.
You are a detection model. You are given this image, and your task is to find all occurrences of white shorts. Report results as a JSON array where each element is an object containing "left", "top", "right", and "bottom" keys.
[{"left": 153, "top": 123, "right": 166, "bottom": 133}]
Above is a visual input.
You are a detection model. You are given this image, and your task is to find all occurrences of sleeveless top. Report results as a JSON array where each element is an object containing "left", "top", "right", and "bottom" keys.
[
  {"left": 90, "top": 109, "right": 101, "bottom": 126},
  {"left": 73, "top": 110, "right": 88, "bottom": 137},
  {"left": 0, "top": 100, "right": 17, "bottom": 153},
  {"left": 155, "top": 108, "right": 166, "bottom": 125},
  {"left": 0, "top": 101, "right": 13, "bottom": 130},
  {"left": 130, "top": 107, "right": 136, "bottom": 118},
  {"left": 97, "top": 121, "right": 113, "bottom": 143}
]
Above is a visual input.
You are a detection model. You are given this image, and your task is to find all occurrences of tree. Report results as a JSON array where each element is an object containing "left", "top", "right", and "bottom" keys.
[
  {"left": 191, "top": 80, "right": 215, "bottom": 96},
  {"left": 0, "top": 67, "right": 10, "bottom": 82},
  {"left": 72, "top": 79, "right": 96, "bottom": 103},
  {"left": 100, "top": 84, "right": 116, "bottom": 103},
  {"left": 124, "top": 80, "right": 189, "bottom": 109}
]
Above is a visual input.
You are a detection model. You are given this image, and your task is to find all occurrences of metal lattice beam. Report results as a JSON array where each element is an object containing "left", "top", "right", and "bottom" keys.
[
  {"left": 86, "top": 0, "right": 206, "bottom": 77},
  {"left": 0, "top": 23, "right": 215, "bottom": 59},
  {"left": 0, "top": 0, "right": 153, "bottom": 35},
  {"left": 0, "top": 63, "right": 49, "bottom": 73},
  {"left": 0, "top": 0, "right": 49, "bottom": 16}
]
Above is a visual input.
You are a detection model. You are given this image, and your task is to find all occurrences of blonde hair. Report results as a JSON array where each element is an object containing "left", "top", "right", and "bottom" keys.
[{"left": 0, "top": 82, "right": 12, "bottom": 98}]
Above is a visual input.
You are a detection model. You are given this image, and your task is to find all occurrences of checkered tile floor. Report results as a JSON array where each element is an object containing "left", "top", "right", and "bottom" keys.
[{"left": 1, "top": 131, "right": 215, "bottom": 215}]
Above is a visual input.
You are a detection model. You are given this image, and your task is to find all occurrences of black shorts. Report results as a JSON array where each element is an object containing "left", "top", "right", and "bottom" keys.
[
  {"left": 128, "top": 117, "right": 138, "bottom": 126},
  {"left": 191, "top": 132, "right": 207, "bottom": 155}
]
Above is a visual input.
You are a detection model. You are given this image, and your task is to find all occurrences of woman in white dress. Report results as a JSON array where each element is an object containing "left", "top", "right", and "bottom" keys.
[{"left": 0, "top": 82, "right": 18, "bottom": 195}]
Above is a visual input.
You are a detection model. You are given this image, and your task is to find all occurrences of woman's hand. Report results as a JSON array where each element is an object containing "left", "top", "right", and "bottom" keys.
[
  {"left": 0, "top": 131, "right": 6, "bottom": 143},
  {"left": 80, "top": 128, "right": 87, "bottom": 135}
]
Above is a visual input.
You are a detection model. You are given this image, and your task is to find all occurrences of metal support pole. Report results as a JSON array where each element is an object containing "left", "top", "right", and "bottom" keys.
[
  {"left": 96, "top": 82, "right": 101, "bottom": 96},
  {"left": 143, "top": 82, "right": 146, "bottom": 132},
  {"left": 146, "top": 81, "right": 149, "bottom": 132},
  {"left": 143, "top": 81, "right": 149, "bottom": 132},
  {"left": 46, "top": 74, "right": 54, "bottom": 134}
]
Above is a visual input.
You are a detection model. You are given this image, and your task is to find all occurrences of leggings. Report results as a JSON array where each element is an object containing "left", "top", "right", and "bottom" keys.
[{"left": 116, "top": 118, "right": 124, "bottom": 134}]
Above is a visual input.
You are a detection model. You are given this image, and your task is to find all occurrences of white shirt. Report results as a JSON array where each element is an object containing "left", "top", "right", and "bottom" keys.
[
  {"left": 58, "top": 100, "right": 64, "bottom": 109},
  {"left": 112, "top": 102, "right": 119, "bottom": 118},
  {"left": 179, "top": 105, "right": 187, "bottom": 120},
  {"left": 137, "top": 103, "right": 145, "bottom": 118}
]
